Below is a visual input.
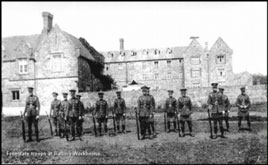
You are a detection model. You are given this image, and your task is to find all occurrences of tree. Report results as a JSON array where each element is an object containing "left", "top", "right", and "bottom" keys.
[{"left": 252, "top": 74, "right": 267, "bottom": 85}]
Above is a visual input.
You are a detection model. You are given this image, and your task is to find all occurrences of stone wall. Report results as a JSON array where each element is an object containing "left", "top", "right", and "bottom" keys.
[{"left": 78, "top": 85, "right": 267, "bottom": 109}]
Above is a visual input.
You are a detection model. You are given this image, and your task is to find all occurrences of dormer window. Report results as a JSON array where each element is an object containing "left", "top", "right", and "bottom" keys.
[
  {"left": 131, "top": 51, "right": 137, "bottom": 56},
  {"left": 216, "top": 54, "right": 226, "bottom": 64},
  {"left": 18, "top": 59, "right": 28, "bottom": 74},
  {"left": 108, "top": 52, "right": 114, "bottom": 58},
  {"left": 154, "top": 49, "right": 160, "bottom": 55},
  {"left": 120, "top": 51, "right": 125, "bottom": 56},
  {"left": 143, "top": 49, "right": 148, "bottom": 55},
  {"left": 166, "top": 48, "right": 172, "bottom": 54}
]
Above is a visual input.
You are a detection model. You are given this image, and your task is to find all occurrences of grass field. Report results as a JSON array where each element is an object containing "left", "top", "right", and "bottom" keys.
[{"left": 2, "top": 104, "right": 267, "bottom": 164}]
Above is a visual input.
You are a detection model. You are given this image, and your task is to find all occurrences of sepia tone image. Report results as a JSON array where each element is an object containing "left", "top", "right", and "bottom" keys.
[{"left": 1, "top": 2, "right": 267, "bottom": 164}]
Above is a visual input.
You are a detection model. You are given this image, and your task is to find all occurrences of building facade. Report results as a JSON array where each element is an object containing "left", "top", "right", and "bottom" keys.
[
  {"left": 2, "top": 12, "right": 102, "bottom": 108},
  {"left": 102, "top": 36, "right": 247, "bottom": 90}
]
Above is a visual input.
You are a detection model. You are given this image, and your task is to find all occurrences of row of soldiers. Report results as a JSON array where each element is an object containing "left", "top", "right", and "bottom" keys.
[{"left": 22, "top": 82, "right": 251, "bottom": 142}]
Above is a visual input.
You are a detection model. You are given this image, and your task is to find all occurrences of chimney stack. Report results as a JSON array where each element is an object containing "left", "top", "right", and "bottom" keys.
[
  {"left": 119, "top": 38, "right": 124, "bottom": 51},
  {"left": 42, "top": 12, "right": 53, "bottom": 34},
  {"left": 190, "top": 36, "right": 199, "bottom": 40}
]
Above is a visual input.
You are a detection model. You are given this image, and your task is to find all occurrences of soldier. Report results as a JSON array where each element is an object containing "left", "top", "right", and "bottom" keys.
[
  {"left": 137, "top": 86, "right": 154, "bottom": 140},
  {"left": 76, "top": 95, "right": 85, "bottom": 139},
  {"left": 60, "top": 92, "right": 69, "bottom": 138},
  {"left": 207, "top": 83, "right": 225, "bottom": 138},
  {"left": 23, "top": 87, "right": 40, "bottom": 142},
  {"left": 50, "top": 92, "right": 61, "bottom": 136},
  {"left": 66, "top": 89, "right": 81, "bottom": 141},
  {"left": 165, "top": 90, "right": 178, "bottom": 133},
  {"left": 94, "top": 91, "right": 109, "bottom": 136},
  {"left": 147, "top": 87, "right": 156, "bottom": 136},
  {"left": 236, "top": 87, "right": 251, "bottom": 131},
  {"left": 219, "top": 88, "right": 231, "bottom": 132},
  {"left": 178, "top": 88, "right": 193, "bottom": 137},
  {"left": 113, "top": 91, "right": 127, "bottom": 134}
]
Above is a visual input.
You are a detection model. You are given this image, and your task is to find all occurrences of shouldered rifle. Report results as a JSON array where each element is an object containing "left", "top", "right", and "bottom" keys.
[
  {"left": 92, "top": 111, "right": 97, "bottom": 137},
  {"left": 46, "top": 111, "right": 53, "bottom": 136},
  {"left": 176, "top": 112, "right": 181, "bottom": 137},
  {"left": 207, "top": 109, "right": 213, "bottom": 139},
  {"left": 20, "top": 111, "right": 26, "bottom": 141},
  {"left": 135, "top": 109, "right": 140, "bottom": 140}
]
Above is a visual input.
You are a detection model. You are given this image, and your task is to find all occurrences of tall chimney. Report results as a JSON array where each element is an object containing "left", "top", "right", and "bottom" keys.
[
  {"left": 42, "top": 12, "right": 53, "bottom": 34},
  {"left": 119, "top": 38, "right": 124, "bottom": 51}
]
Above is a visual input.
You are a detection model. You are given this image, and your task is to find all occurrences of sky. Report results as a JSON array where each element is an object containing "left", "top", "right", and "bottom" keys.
[{"left": 2, "top": 2, "right": 267, "bottom": 75}]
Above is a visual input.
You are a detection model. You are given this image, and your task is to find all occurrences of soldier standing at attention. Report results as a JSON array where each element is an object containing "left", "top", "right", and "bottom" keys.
[
  {"left": 50, "top": 92, "right": 61, "bottom": 136},
  {"left": 147, "top": 87, "right": 156, "bottom": 136},
  {"left": 207, "top": 83, "right": 225, "bottom": 138},
  {"left": 178, "top": 88, "right": 193, "bottom": 137},
  {"left": 165, "top": 90, "right": 178, "bottom": 133},
  {"left": 137, "top": 86, "right": 154, "bottom": 140},
  {"left": 60, "top": 92, "right": 69, "bottom": 138},
  {"left": 236, "top": 87, "right": 251, "bottom": 131},
  {"left": 94, "top": 91, "right": 109, "bottom": 136},
  {"left": 23, "top": 87, "right": 40, "bottom": 142},
  {"left": 219, "top": 88, "right": 231, "bottom": 132},
  {"left": 76, "top": 95, "right": 85, "bottom": 139},
  {"left": 66, "top": 89, "right": 80, "bottom": 141},
  {"left": 113, "top": 91, "right": 127, "bottom": 134}
]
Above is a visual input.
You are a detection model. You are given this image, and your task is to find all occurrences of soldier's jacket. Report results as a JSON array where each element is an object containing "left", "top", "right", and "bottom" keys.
[
  {"left": 24, "top": 95, "right": 40, "bottom": 117},
  {"left": 149, "top": 94, "right": 156, "bottom": 110},
  {"left": 137, "top": 95, "right": 153, "bottom": 117},
  {"left": 60, "top": 99, "right": 69, "bottom": 118},
  {"left": 113, "top": 98, "right": 126, "bottom": 114},
  {"left": 50, "top": 99, "right": 61, "bottom": 117},
  {"left": 94, "top": 99, "right": 108, "bottom": 118},
  {"left": 78, "top": 100, "right": 85, "bottom": 117},
  {"left": 221, "top": 94, "right": 231, "bottom": 111},
  {"left": 67, "top": 98, "right": 81, "bottom": 118},
  {"left": 207, "top": 91, "right": 224, "bottom": 113},
  {"left": 178, "top": 96, "right": 192, "bottom": 116},
  {"left": 236, "top": 94, "right": 251, "bottom": 112},
  {"left": 165, "top": 97, "right": 177, "bottom": 114}
]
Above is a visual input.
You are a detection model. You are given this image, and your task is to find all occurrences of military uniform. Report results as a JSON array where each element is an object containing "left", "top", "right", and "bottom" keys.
[
  {"left": 165, "top": 92, "right": 177, "bottom": 132},
  {"left": 148, "top": 91, "right": 156, "bottom": 135},
  {"left": 60, "top": 93, "right": 69, "bottom": 138},
  {"left": 178, "top": 89, "right": 193, "bottom": 135},
  {"left": 137, "top": 86, "right": 154, "bottom": 139},
  {"left": 24, "top": 87, "right": 40, "bottom": 142},
  {"left": 66, "top": 90, "right": 81, "bottom": 140},
  {"left": 113, "top": 92, "right": 126, "bottom": 133},
  {"left": 236, "top": 87, "right": 251, "bottom": 130},
  {"left": 219, "top": 88, "right": 231, "bottom": 131},
  {"left": 94, "top": 92, "right": 109, "bottom": 135},
  {"left": 207, "top": 83, "right": 224, "bottom": 137},
  {"left": 77, "top": 95, "right": 85, "bottom": 137},
  {"left": 50, "top": 95, "right": 61, "bottom": 136}
]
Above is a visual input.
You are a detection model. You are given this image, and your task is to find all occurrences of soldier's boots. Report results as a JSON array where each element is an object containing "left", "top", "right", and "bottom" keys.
[
  {"left": 105, "top": 126, "right": 108, "bottom": 135},
  {"left": 173, "top": 122, "right": 178, "bottom": 133},
  {"left": 26, "top": 137, "right": 33, "bottom": 142},
  {"left": 36, "top": 133, "right": 40, "bottom": 142},
  {"left": 117, "top": 125, "right": 120, "bottom": 133},
  {"left": 98, "top": 127, "right": 102, "bottom": 136},
  {"left": 122, "top": 125, "right": 126, "bottom": 134},
  {"left": 167, "top": 122, "right": 171, "bottom": 133}
]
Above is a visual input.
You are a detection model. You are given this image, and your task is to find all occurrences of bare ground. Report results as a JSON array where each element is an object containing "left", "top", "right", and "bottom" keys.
[{"left": 2, "top": 104, "right": 267, "bottom": 164}]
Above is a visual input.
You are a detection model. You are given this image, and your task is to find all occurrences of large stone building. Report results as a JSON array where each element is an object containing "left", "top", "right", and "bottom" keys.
[
  {"left": 2, "top": 12, "right": 103, "bottom": 108},
  {"left": 102, "top": 37, "right": 252, "bottom": 90}
]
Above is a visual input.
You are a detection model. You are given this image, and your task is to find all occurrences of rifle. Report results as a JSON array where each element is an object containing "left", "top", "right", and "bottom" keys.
[
  {"left": 20, "top": 111, "right": 26, "bottom": 141},
  {"left": 112, "top": 109, "right": 117, "bottom": 133},
  {"left": 46, "top": 111, "right": 53, "bottom": 136},
  {"left": 176, "top": 112, "right": 181, "bottom": 137},
  {"left": 207, "top": 109, "right": 213, "bottom": 139},
  {"left": 135, "top": 109, "right": 140, "bottom": 140},
  {"left": 92, "top": 112, "right": 97, "bottom": 137},
  {"left": 164, "top": 112, "right": 167, "bottom": 132}
]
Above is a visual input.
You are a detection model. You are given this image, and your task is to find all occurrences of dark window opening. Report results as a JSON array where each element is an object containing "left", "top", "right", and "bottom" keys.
[{"left": 12, "top": 91, "right": 20, "bottom": 100}]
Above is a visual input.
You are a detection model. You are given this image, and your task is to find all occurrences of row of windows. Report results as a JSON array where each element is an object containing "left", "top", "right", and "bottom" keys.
[
  {"left": 128, "top": 72, "right": 183, "bottom": 81},
  {"left": 109, "top": 48, "right": 173, "bottom": 57},
  {"left": 190, "top": 68, "right": 225, "bottom": 78},
  {"left": 191, "top": 55, "right": 226, "bottom": 65}
]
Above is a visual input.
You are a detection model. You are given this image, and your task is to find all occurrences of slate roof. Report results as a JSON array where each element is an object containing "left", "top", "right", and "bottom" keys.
[
  {"left": 2, "top": 34, "right": 41, "bottom": 60},
  {"left": 102, "top": 46, "right": 187, "bottom": 63}
]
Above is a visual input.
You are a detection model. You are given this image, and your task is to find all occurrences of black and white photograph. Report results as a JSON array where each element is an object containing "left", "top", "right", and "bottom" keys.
[{"left": 1, "top": 1, "right": 267, "bottom": 164}]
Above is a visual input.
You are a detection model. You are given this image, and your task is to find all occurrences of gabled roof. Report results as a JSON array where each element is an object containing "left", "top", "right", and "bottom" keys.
[
  {"left": 62, "top": 31, "right": 96, "bottom": 61},
  {"left": 2, "top": 34, "right": 40, "bottom": 60},
  {"left": 209, "top": 37, "right": 232, "bottom": 53},
  {"left": 102, "top": 46, "right": 187, "bottom": 63}
]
